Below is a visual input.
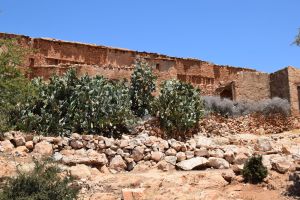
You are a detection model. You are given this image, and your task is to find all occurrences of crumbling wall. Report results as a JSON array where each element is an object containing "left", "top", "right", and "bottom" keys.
[
  {"left": 270, "top": 68, "right": 290, "bottom": 100},
  {"left": 234, "top": 72, "right": 270, "bottom": 101},
  {"left": 1, "top": 32, "right": 300, "bottom": 114},
  {"left": 287, "top": 67, "right": 300, "bottom": 115},
  {"left": 6, "top": 34, "right": 253, "bottom": 96}
]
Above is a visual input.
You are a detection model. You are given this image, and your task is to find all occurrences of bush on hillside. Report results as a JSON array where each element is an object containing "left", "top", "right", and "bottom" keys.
[
  {"left": 130, "top": 58, "right": 157, "bottom": 117},
  {"left": 153, "top": 79, "right": 204, "bottom": 139},
  {"left": 202, "top": 96, "right": 290, "bottom": 117},
  {"left": 16, "top": 69, "right": 134, "bottom": 137},
  {"left": 258, "top": 97, "right": 290, "bottom": 116},
  {"left": 242, "top": 155, "right": 268, "bottom": 184},
  {"left": 0, "top": 160, "right": 79, "bottom": 200},
  {"left": 0, "top": 38, "right": 36, "bottom": 133},
  {"left": 202, "top": 96, "right": 235, "bottom": 116}
]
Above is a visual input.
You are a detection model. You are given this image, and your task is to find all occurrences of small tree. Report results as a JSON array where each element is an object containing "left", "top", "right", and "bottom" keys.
[
  {"left": 242, "top": 155, "right": 268, "bottom": 184},
  {"left": 130, "top": 58, "right": 157, "bottom": 117},
  {"left": 0, "top": 38, "right": 35, "bottom": 132},
  {"left": 0, "top": 160, "right": 79, "bottom": 200},
  {"left": 294, "top": 29, "right": 300, "bottom": 46},
  {"left": 153, "top": 79, "right": 204, "bottom": 139}
]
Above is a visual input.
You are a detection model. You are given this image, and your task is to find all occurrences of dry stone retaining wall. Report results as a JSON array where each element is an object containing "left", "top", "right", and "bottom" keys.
[{"left": 1, "top": 130, "right": 300, "bottom": 176}]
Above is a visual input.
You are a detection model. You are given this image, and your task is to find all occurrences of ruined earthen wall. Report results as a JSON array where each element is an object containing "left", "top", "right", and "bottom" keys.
[
  {"left": 287, "top": 67, "right": 300, "bottom": 115},
  {"left": 0, "top": 33, "right": 254, "bottom": 96},
  {"left": 270, "top": 68, "right": 290, "bottom": 100},
  {"left": 234, "top": 72, "right": 270, "bottom": 101}
]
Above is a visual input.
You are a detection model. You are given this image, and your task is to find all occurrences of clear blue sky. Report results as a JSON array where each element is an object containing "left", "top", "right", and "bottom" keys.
[{"left": 0, "top": 1, "right": 299, "bottom": 72}]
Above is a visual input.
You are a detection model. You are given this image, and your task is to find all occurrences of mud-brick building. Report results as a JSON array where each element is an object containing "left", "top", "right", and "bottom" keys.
[{"left": 1, "top": 32, "right": 300, "bottom": 115}]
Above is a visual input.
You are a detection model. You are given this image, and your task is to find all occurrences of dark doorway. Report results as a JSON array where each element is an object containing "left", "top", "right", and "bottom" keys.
[
  {"left": 29, "top": 58, "right": 35, "bottom": 67},
  {"left": 156, "top": 63, "right": 160, "bottom": 71},
  {"left": 220, "top": 88, "right": 233, "bottom": 100}
]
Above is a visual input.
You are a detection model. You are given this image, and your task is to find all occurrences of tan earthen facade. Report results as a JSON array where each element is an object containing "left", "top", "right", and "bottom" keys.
[{"left": 1, "top": 32, "right": 300, "bottom": 114}]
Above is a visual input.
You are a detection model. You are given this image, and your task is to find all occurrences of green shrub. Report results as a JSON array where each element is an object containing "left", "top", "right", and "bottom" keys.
[
  {"left": 0, "top": 38, "right": 35, "bottom": 133},
  {"left": 242, "top": 155, "right": 268, "bottom": 184},
  {"left": 0, "top": 160, "right": 79, "bottom": 200},
  {"left": 130, "top": 58, "right": 157, "bottom": 117},
  {"left": 153, "top": 79, "right": 204, "bottom": 139},
  {"left": 16, "top": 69, "right": 134, "bottom": 137}
]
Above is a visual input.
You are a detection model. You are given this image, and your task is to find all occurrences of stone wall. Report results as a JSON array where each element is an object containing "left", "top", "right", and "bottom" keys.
[
  {"left": 270, "top": 68, "right": 290, "bottom": 100},
  {"left": 0, "top": 32, "right": 255, "bottom": 97},
  {"left": 287, "top": 67, "right": 300, "bottom": 115},
  {"left": 234, "top": 72, "right": 270, "bottom": 101}
]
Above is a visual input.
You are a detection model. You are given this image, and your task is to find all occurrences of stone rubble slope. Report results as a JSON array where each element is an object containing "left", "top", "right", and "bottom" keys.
[
  {"left": 146, "top": 114, "right": 300, "bottom": 137},
  {"left": 1, "top": 129, "right": 300, "bottom": 177}
]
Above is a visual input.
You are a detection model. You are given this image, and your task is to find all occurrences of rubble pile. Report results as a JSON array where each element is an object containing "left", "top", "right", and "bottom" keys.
[{"left": 1, "top": 129, "right": 300, "bottom": 178}]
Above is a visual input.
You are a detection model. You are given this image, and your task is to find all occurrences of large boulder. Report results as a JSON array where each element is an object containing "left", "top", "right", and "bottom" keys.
[
  {"left": 62, "top": 149, "right": 108, "bottom": 166},
  {"left": 13, "top": 135, "right": 25, "bottom": 147},
  {"left": 282, "top": 145, "right": 300, "bottom": 161},
  {"left": 234, "top": 153, "right": 248, "bottom": 165},
  {"left": 208, "top": 149, "right": 224, "bottom": 158},
  {"left": 151, "top": 151, "right": 164, "bottom": 162},
  {"left": 110, "top": 155, "right": 127, "bottom": 172},
  {"left": 271, "top": 156, "right": 292, "bottom": 174},
  {"left": 262, "top": 155, "right": 272, "bottom": 170},
  {"left": 195, "top": 136, "right": 214, "bottom": 149},
  {"left": 176, "top": 157, "right": 208, "bottom": 170},
  {"left": 0, "top": 140, "right": 14, "bottom": 152},
  {"left": 70, "top": 140, "right": 84, "bottom": 149},
  {"left": 194, "top": 147, "right": 208, "bottom": 157},
  {"left": 255, "top": 137, "right": 272, "bottom": 152},
  {"left": 164, "top": 156, "right": 177, "bottom": 165},
  {"left": 33, "top": 141, "right": 53, "bottom": 156},
  {"left": 176, "top": 152, "right": 186, "bottom": 162},
  {"left": 165, "top": 148, "right": 177, "bottom": 156},
  {"left": 208, "top": 157, "right": 230, "bottom": 169},
  {"left": 156, "top": 160, "right": 175, "bottom": 171},
  {"left": 122, "top": 188, "right": 145, "bottom": 200},
  {"left": 69, "top": 164, "right": 92, "bottom": 179},
  {"left": 132, "top": 146, "right": 144, "bottom": 162}
]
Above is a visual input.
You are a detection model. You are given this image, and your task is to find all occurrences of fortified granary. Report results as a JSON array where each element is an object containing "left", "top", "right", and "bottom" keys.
[{"left": 1, "top": 32, "right": 300, "bottom": 115}]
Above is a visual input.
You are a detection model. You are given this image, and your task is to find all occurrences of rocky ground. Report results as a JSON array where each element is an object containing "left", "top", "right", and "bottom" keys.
[{"left": 1, "top": 127, "right": 300, "bottom": 199}]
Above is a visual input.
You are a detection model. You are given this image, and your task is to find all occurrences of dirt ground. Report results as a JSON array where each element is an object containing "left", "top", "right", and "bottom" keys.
[{"left": 79, "top": 168, "right": 298, "bottom": 200}]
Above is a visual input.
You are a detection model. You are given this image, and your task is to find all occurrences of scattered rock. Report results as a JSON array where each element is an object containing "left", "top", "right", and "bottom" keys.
[
  {"left": 122, "top": 188, "right": 145, "bottom": 200},
  {"left": 165, "top": 148, "right": 177, "bottom": 156},
  {"left": 53, "top": 152, "right": 63, "bottom": 161},
  {"left": 255, "top": 137, "right": 272, "bottom": 152},
  {"left": 196, "top": 136, "right": 214, "bottom": 149},
  {"left": 271, "top": 156, "right": 291, "bottom": 174},
  {"left": 164, "top": 156, "right": 177, "bottom": 165},
  {"left": 222, "top": 170, "right": 236, "bottom": 183},
  {"left": 70, "top": 140, "right": 84, "bottom": 149},
  {"left": 194, "top": 147, "right": 208, "bottom": 157},
  {"left": 69, "top": 164, "right": 91, "bottom": 179},
  {"left": 33, "top": 141, "right": 53, "bottom": 156},
  {"left": 208, "top": 149, "right": 224, "bottom": 158},
  {"left": 151, "top": 151, "right": 164, "bottom": 162},
  {"left": 13, "top": 146, "right": 28, "bottom": 156},
  {"left": 208, "top": 157, "right": 230, "bottom": 169},
  {"left": 13, "top": 135, "right": 25, "bottom": 147},
  {"left": 110, "top": 155, "right": 127, "bottom": 172},
  {"left": 157, "top": 160, "right": 175, "bottom": 171},
  {"left": 176, "top": 157, "right": 208, "bottom": 170},
  {"left": 25, "top": 141, "right": 34, "bottom": 150},
  {"left": 176, "top": 152, "right": 186, "bottom": 162},
  {"left": 234, "top": 153, "right": 248, "bottom": 165},
  {"left": 132, "top": 146, "right": 144, "bottom": 162},
  {"left": 0, "top": 140, "right": 14, "bottom": 152}
]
